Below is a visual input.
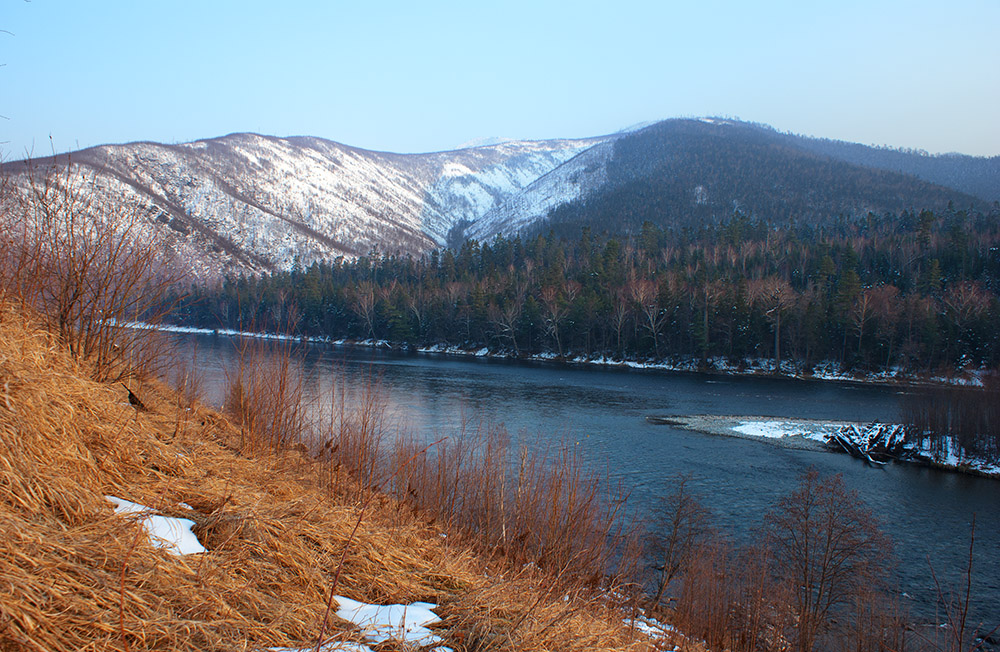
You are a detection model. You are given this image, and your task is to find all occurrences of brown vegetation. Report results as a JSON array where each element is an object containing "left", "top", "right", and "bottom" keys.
[
  {"left": 391, "top": 420, "right": 637, "bottom": 586},
  {"left": 6, "top": 162, "right": 992, "bottom": 652},
  {"left": 0, "top": 296, "right": 657, "bottom": 651},
  {"left": 642, "top": 471, "right": 907, "bottom": 652},
  {"left": 0, "top": 161, "right": 179, "bottom": 382}
]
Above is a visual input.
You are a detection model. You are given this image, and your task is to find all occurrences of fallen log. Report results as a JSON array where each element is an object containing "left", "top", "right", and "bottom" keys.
[{"left": 827, "top": 423, "right": 909, "bottom": 466}]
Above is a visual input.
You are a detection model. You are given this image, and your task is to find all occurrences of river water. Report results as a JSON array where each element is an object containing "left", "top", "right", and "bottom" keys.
[{"left": 176, "top": 334, "right": 1000, "bottom": 633}]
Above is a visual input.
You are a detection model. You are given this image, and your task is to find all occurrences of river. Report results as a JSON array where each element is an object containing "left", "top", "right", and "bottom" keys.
[{"left": 175, "top": 334, "right": 1000, "bottom": 634}]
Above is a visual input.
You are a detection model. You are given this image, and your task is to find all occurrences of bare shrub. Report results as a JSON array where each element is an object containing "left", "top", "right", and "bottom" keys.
[
  {"left": 319, "top": 368, "right": 393, "bottom": 500},
  {"left": 729, "top": 543, "right": 794, "bottom": 652},
  {"left": 643, "top": 473, "right": 713, "bottom": 609},
  {"left": 165, "top": 342, "right": 205, "bottom": 411},
  {"left": 1, "top": 160, "right": 181, "bottom": 381},
  {"left": 224, "top": 335, "right": 309, "bottom": 456},
  {"left": 839, "top": 585, "right": 910, "bottom": 652},
  {"left": 672, "top": 537, "right": 735, "bottom": 650},
  {"left": 392, "top": 419, "right": 635, "bottom": 584}
]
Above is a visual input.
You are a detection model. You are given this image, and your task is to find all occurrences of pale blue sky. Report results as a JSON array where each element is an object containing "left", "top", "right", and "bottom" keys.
[{"left": 2, "top": 1, "right": 998, "bottom": 158}]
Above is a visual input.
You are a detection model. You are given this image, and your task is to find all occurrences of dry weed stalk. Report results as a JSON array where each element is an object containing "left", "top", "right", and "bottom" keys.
[
  {"left": 320, "top": 367, "right": 392, "bottom": 500},
  {"left": 224, "top": 334, "right": 310, "bottom": 456},
  {"left": 391, "top": 418, "right": 637, "bottom": 586}
]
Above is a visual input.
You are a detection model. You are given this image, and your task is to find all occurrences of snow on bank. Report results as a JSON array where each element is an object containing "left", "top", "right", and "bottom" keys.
[
  {"left": 332, "top": 597, "right": 450, "bottom": 650},
  {"left": 106, "top": 497, "right": 206, "bottom": 555},
  {"left": 416, "top": 347, "right": 987, "bottom": 389},
  {"left": 136, "top": 321, "right": 985, "bottom": 390},
  {"left": 665, "top": 415, "right": 849, "bottom": 451},
  {"left": 663, "top": 416, "right": 1000, "bottom": 479},
  {"left": 626, "top": 614, "right": 678, "bottom": 638},
  {"left": 912, "top": 437, "right": 1000, "bottom": 477},
  {"left": 731, "top": 419, "right": 848, "bottom": 444}
]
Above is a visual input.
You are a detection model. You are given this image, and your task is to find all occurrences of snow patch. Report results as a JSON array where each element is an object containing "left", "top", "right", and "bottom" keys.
[
  {"left": 732, "top": 420, "right": 843, "bottom": 443},
  {"left": 334, "top": 596, "right": 446, "bottom": 647},
  {"left": 270, "top": 642, "right": 372, "bottom": 652},
  {"left": 625, "top": 613, "right": 680, "bottom": 649},
  {"left": 106, "top": 496, "right": 206, "bottom": 555}
]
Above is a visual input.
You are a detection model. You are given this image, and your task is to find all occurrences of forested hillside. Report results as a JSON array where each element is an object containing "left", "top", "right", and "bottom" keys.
[
  {"left": 536, "top": 120, "right": 988, "bottom": 240},
  {"left": 786, "top": 133, "right": 1000, "bottom": 202}
]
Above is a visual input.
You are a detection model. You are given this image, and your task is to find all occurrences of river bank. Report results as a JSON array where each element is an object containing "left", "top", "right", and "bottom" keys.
[
  {"left": 2, "top": 306, "right": 660, "bottom": 652},
  {"left": 146, "top": 322, "right": 990, "bottom": 390},
  {"left": 166, "top": 326, "right": 1000, "bottom": 633}
]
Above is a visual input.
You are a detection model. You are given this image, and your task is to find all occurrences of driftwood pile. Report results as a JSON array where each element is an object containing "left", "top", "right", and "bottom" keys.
[{"left": 827, "top": 423, "right": 911, "bottom": 467}]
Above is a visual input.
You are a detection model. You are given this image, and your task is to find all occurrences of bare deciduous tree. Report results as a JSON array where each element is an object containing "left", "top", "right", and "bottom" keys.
[
  {"left": 766, "top": 470, "right": 892, "bottom": 652},
  {"left": 629, "top": 277, "right": 666, "bottom": 358},
  {"left": 644, "top": 474, "right": 713, "bottom": 608},
  {"left": 749, "top": 277, "right": 796, "bottom": 371},
  {"left": 352, "top": 281, "right": 377, "bottom": 340},
  {"left": 540, "top": 281, "right": 578, "bottom": 357}
]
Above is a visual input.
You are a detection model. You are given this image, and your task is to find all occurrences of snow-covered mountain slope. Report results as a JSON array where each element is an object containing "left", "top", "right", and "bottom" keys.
[
  {"left": 5, "top": 133, "right": 604, "bottom": 278},
  {"left": 464, "top": 140, "right": 615, "bottom": 240}
]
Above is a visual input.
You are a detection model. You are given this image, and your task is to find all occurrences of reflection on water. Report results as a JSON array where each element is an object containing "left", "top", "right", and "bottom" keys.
[{"left": 175, "top": 334, "right": 1000, "bottom": 631}]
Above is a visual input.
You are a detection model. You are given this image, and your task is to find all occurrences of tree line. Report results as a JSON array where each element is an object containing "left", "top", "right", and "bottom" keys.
[{"left": 170, "top": 207, "right": 1000, "bottom": 377}]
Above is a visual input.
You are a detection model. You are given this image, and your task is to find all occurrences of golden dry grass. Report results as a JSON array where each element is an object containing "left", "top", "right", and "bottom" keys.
[{"left": 0, "top": 301, "right": 661, "bottom": 652}]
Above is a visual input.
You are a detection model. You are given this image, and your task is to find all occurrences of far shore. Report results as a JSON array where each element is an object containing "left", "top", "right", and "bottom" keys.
[{"left": 142, "top": 321, "right": 990, "bottom": 391}]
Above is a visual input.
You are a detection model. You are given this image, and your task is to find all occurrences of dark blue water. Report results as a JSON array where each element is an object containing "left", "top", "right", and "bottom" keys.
[{"left": 178, "top": 335, "right": 1000, "bottom": 632}]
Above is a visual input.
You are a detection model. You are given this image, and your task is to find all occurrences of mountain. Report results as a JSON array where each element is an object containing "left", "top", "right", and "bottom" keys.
[
  {"left": 3, "top": 133, "right": 604, "bottom": 278},
  {"left": 3, "top": 119, "right": 996, "bottom": 279},
  {"left": 505, "top": 119, "right": 993, "bottom": 240},
  {"left": 783, "top": 133, "right": 1000, "bottom": 203}
]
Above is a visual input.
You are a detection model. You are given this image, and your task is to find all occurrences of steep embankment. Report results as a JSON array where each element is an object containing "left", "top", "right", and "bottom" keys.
[{"left": 0, "top": 303, "right": 663, "bottom": 652}]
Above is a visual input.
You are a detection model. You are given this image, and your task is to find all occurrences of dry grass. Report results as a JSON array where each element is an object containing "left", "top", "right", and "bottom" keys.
[
  {"left": 0, "top": 301, "right": 657, "bottom": 652},
  {"left": 223, "top": 335, "right": 309, "bottom": 457}
]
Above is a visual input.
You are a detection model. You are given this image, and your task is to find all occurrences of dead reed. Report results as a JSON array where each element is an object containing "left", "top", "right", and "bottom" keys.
[
  {"left": 223, "top": 333, "right": 310, "bottom": 457},
  {"left": 319, "top": 367, "right": 393, "bottom": 500}
]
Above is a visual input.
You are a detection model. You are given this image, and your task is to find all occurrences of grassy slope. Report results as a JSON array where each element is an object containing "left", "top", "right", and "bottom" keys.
[{"left": 0, "top": 302, "right": 661, "bottom": 652}]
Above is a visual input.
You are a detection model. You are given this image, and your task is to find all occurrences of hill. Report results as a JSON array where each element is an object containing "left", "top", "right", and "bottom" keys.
[
  {"left": 784, "top": 133, "right": 1000, "bottom": 203},
  {"left": 1, "top": 134, "right": 604, "bottom": 278},
  {"left": 533, "top": 119, "right": 989, "bottom": 239}
]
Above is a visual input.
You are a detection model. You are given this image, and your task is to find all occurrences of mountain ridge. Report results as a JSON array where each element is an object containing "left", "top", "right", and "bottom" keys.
[{"left": 3, "top": 119, "right": 996, "bottom": 279}]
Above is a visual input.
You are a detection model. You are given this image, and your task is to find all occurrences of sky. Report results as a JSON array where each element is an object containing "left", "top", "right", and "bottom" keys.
[{"left": 2, "top": 0, "right": 998, "bottom": 159}]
